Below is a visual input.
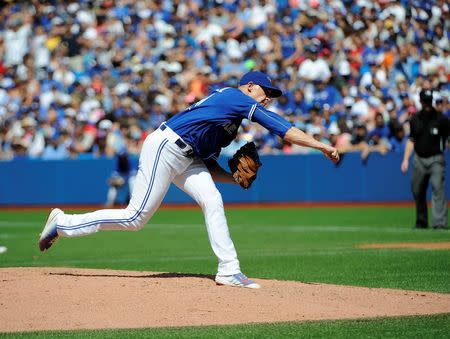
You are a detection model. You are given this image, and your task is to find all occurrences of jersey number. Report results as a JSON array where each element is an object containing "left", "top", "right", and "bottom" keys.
[{"left": 187, "top": 88, "right": 228, "bottom": 110}]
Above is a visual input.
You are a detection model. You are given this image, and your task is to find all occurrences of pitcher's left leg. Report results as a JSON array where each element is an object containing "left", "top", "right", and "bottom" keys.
[{"left": 173, "top": 160, "right": 240, "bottom": 276}]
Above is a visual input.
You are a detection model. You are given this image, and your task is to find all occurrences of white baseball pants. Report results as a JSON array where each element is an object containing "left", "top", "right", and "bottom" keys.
[{"left": 56, "top": 126, "right": 241, "bottom": 275}]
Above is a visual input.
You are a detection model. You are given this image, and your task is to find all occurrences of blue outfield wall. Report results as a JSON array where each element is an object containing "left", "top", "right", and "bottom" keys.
[{"left": 1, "top": 152, "right": 449, "bottom": 205}]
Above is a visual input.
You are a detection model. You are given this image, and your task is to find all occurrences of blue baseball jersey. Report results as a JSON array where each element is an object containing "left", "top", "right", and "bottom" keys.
[{"left": 166, "top": 87, "right": 292, "bottom": 161}]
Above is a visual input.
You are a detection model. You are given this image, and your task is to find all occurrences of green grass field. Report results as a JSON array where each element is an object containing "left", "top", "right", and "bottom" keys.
[{"left": 0, "top": 206, "right": 449, "bottom": 338}]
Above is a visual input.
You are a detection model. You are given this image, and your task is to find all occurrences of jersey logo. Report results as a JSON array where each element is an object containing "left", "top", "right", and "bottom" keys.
[{"left": 223, "top": 122, "right": 237, "bottom": 135}]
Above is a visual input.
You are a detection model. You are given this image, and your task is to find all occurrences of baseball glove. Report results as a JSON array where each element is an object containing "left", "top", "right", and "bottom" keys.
[
  {"left": 108, "top": 175, "right": 125, "bottom": 187},
  {"left": 228, "top": 142, "right": 262, "bottom": 190}
]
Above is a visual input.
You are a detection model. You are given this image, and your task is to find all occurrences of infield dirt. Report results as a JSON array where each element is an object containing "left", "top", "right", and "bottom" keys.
[{"left": 1, "top": 267, "right": 450, "bottom": 333}]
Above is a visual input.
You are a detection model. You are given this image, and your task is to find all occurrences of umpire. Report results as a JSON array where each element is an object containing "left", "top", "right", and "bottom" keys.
[{"left": 401, "top": 89, "right": 449, "bottom": 229}]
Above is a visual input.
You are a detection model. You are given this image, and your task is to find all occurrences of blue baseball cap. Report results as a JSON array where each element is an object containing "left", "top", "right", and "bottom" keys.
[{"left": 239, "top": 71, "right": 283, "bottom": 98}]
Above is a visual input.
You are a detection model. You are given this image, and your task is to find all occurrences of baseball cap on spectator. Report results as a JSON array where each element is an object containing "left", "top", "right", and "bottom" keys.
[
  {"left": 164, "top": 62, "right": 182, "bottom": 73},
  {"left": 227, "top": 40, "right": 243, "bottom": 59},
  {"left": 51, "top": 17, "right": 64, "bottom": 26},
  {"left": 367, "top": 57, "right": 377, "bottom": 66},
  {"left": 308, "top": 125, "right": 322, "bottom": 136},
  {"left": 155, "top": 94, "right": 170, "bottom": 110},
  {"left": 138, "top": 9, "right": 152, "bottom": 19},
  {"left": 22, "top": 117, "right": 37, "bottom": 128},
  {"left": 395, "top": 73, "right": 406, "bottom": 83},
  {"left": 415, "top": 9, "right": 429, "bottom": 22},
  {"left": 67, "top": 3, "right": 80, "bottom": 13},
  {"left": 328, "top": 123, "right": 340, "bottom": 135},
  {"left": 0, "top": 77, "right": 15, "bottom": 89},
  {"left": 83, "top": 27, "right": 97, "bottom": 40},
  {"left": 343, "top": 96, "right": 355, "bottom": 108},
  {"left": 64, "top": 108, "right": 77, "bottom": 117},
  {"left": 351, "top": 4, "right": 361, "bottom": 14},
  {"left": 42, "top": 5, "right": 55, "bottom": 14},
  {"left": 98, "top": 119, "right": 113, "bottom": 130},
  {"left": 349, "top": 86, "right": 358, "bottom": 97},
  {"left": 239, "top": 71, "right": 283, "bottom": 98},
  {"left": 282, "top": 16, "right": 293, "bottom": 25},
  {"left": 120, "top": 68, "right": 132, "bottom": 76},
  {"left": 201, "top": 66, "right": 212, "bottom": 74},
  {"left": 368, "top": 96, "right": 381, "bottom": 108},
  {"left": 76, "top": 112, "right": 88, "bottom": 123},
  {"left": 434, "top": 91, "right": 443, "bottom": 103},
  {"left": 353, "top": 20, "right": 365, "bottom": 31},
  {"left": 114, "top": 83, "right": 130, "bottom": 96},
  {"left": 311, "top": 38, "right": 321, "bottom": 48},
  {"left": 386, "top": 101, "right": 395, "bottom": 111},
  {"left": 9, "top": 18, "right": 22, "bottom": 28},
  {"left": 359, "top": 0, "right": 373, "bottom": 8}
]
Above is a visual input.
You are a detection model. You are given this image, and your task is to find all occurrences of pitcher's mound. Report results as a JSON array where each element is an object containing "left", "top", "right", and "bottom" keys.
[{"left": 1, "top": 267, "right": 450, "bottom": 333}]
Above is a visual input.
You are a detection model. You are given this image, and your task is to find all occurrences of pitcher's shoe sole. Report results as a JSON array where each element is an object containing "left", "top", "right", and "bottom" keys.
[{"left": 39, "top": 208, "right": 63, "bottom": 252}]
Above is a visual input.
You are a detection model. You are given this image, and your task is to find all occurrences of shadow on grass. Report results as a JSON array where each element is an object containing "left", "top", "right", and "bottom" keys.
[{"left": 48, "top": 271, "right": 215, "bottom": 281}]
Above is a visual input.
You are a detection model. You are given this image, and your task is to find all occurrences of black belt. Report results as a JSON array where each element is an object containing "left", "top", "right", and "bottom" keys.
[{"left": 160, "top": 124, "right": 194, "bottom": 156}]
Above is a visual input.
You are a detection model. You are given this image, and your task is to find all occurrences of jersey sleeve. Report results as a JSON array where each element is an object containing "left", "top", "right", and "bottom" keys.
[{"left": 249, "top": 105, "right": 292, "bottom": 137}]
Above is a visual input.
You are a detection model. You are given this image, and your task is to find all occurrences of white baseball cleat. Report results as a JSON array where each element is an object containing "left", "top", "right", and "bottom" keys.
[
  {"left": 215, "top": 272, "right": 261, "bottom": 289},
  {"left": 0, "top": 246, "right": 7, "bottom": 254},
  {"left": 39, "top": 208, "right": 63, "bottom": 252}
]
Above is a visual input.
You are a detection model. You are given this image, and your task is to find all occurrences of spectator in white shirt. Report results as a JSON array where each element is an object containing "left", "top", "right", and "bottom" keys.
[{"left": 4, "top": 18, "right": 31, "bottom": 66}]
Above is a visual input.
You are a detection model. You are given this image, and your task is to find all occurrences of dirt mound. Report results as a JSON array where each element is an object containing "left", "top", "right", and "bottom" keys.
[{"left": 1, "top": 267, "right": 450, "bottom": 333}]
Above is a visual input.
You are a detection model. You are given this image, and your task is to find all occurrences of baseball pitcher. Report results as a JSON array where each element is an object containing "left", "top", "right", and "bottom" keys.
[{"left": 39, "top": 71, "right": 339, "bottom": 289}]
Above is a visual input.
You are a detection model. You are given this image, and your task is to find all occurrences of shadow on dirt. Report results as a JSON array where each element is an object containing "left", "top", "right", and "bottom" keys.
[{"left": 48, "top": 271, "right": 215, "bottom": 281}]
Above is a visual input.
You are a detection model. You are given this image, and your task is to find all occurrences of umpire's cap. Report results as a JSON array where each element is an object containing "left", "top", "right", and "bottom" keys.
[
  {"left": 239, "top": 71, "right": 283, "bottom": 98},
  {"left": 419, "top": 89, "right": 433, "bottom": 104}
]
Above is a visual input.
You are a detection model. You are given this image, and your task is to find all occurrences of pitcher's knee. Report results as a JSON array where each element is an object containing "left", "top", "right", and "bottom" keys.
[
  {"left": 124, "top": 207, "right": 147, "bottom": 231},
  {"left": 127, "top": 219, "right": 145, "bottom": 231}
]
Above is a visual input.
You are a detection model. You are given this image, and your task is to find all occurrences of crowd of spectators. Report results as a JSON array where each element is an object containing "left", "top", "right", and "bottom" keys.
[{"left": 0, "top": 0, "right": 448, "bottom": 162}]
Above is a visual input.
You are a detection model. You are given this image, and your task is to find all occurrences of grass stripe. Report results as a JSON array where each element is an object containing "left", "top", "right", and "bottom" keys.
[
  {"left": 0, "top": 221, "right": 417, "bottom": 233},
  {"left": 1, "top": 314, "right": 450, "bottom": 338}
]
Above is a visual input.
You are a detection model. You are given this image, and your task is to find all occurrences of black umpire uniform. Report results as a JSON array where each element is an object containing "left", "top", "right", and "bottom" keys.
[{"left": 405, "top": 89, "right": 449, "bottom": 229}]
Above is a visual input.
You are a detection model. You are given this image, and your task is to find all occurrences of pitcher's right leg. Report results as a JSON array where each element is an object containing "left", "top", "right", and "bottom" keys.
[{"left": 40, "top": 132, "right": 176, "bottom": 249}]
